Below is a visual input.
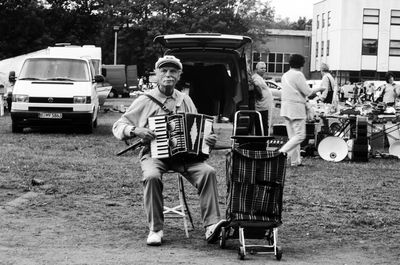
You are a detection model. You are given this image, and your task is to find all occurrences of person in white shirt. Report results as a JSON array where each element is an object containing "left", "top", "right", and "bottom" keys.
[
  {"left": 279, "top": 54, "right": 325, "bottom": 166},
  {"left": 366, "top": 82, "right": 375, "bottom": 102},
  {"left": 252, "top": 62, "right": 273, "bottom": 135},
  {"left": 381, "top": 72, "right": 400, "bottom": 106}
]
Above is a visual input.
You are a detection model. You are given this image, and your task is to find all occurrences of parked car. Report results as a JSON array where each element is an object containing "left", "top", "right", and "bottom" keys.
[
  {"left": 153, "top": 33, "right": 252, "bottom": 116},
  {"left": 265, "top": 79, "right": 282, "bottom": 90},
  {"left": 11, "top": 56, "right": 102, "bottom": 133},
  {"left": 102, "top": 64, "right": 129, "bottom": 98},
  {"left": 264, "top": 79, "right": 282, "bottom": 105}
]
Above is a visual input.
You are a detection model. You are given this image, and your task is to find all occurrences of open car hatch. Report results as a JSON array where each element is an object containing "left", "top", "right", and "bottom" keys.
[{"left": 154, "top": 33, "right": 252, "bottom": 50}]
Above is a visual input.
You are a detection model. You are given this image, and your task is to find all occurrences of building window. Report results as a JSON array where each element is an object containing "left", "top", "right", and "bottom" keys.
[
  {"left": 327, "top": 40, "right": 330, "bottom": 56},
  {"left": 317, "top": 15, "right": 319, "bottom": 29},
  {"left": 252, "top": 52, "right": 291, "bottom": 74},
  {"left": 284, "top": 54, "right": 291, "bottom": 72},
  {"left": 316, "top": 42, "right": 319, "bottom": 57},
  {"left": 391, "top": 10, "right": 400, "bottom": 25},
  {"left": 363, "top": 8, "right": 379, "bottom": 24},
  {"left": 362, "top": 39, "right": 378, "bottom": 55},
  {"left": 322, "top": 13, "right": 325, "bottom": 28},
  {"left": 268, "top": 53, "right": 275, "bottom": 72},
  {"left": 389, "top": 40, "right": 400, "bottom": 56},
  {"left": 328, "top": 11, "right": 331, "bottom": 26},
  {"left": 261, "top": 53, "right": 268, "bottom": 61},
  {"left": 268, "top": 53, "right": 290, "bottom": 73},
  {"left": 321, "top": 41, "right": 324, "bottom": 57}
]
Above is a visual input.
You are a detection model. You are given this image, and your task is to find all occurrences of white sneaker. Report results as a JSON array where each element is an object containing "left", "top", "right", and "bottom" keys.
[
  {"left": 146, "top": 230, "right": 163, "bottom": 246},
  {"left": 205, "top": 220, "right": 226, "bottom": 243}
]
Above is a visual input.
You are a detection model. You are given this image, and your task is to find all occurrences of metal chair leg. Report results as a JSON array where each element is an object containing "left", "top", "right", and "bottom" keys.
[
  {"left": 178, "top": 175, "right": 195, "bottom": 229},
  {"left": 163, "top": 173, "right": 194, "bottom": 238}
]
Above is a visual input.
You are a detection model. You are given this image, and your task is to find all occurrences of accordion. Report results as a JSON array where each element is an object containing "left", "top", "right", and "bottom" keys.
[{"left": 148, "top": 113, "right": 214, "bottom": 159}]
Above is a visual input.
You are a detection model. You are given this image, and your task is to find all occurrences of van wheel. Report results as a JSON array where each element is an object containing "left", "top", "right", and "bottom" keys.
[
  {"left": 83, "top": 120, "right": 93, "bottom": 134},
  {"left": 12, "top": 120, "right": 23, "bottom": 133}
]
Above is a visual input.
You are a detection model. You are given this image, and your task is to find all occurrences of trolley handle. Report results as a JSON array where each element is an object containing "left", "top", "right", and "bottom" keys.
[{"left": 233, "top": 110, "right": 264, "bottom": 136}]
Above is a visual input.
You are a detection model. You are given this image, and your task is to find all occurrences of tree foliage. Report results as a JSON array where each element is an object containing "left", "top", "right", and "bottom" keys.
[
  {"left": 273, "top": 16, "right": 312, "bottom": 30},
  {"left": 0, "top": 0, "right": 311, "bottom": 75}
]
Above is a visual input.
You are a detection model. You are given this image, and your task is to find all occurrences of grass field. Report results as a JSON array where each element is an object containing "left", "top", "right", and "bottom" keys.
[{"left": 0, "top": 99, "right": 399, "bottom": 264}]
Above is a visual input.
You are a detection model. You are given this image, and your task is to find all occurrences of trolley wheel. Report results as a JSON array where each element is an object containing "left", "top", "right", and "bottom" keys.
[
  {"left": 219, "top": 227, "right": 226, "bottom": 249},
  {"left": 238, "top": 246, "right": 245, "bottom": 260},
  {"left": 275, "top": 246, "right": 283, "bottom": 261}
]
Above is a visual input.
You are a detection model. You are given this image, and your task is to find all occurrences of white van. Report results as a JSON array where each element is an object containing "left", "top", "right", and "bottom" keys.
[{"left": 11, "top": 55, "right": 103, "bottom": 133}]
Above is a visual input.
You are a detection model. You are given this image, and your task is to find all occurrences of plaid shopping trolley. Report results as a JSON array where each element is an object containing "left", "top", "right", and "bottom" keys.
[{"left": 219, "top": 111, "right": 287, "bottom": 261}]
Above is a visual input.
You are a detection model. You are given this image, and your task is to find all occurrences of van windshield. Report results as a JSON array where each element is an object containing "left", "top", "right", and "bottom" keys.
[{"left": 19, "top": 58, "right": 90, "bottom": 82}]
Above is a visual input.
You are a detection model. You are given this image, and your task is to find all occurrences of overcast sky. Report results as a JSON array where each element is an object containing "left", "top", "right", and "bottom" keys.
[{"left": 268, "top": 0, "right": 320, "bottom": 21}]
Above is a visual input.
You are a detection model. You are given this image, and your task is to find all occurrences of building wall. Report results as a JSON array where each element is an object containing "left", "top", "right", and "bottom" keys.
[
  {"left": 253, "top": 29, "right": 311, "bottom": 80},
  {"left": 311, "top": 0, "right": 400, "bottom": 83}
]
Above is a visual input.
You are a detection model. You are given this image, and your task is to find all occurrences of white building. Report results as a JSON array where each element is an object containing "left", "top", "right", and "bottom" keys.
[{"left": 311, "top": 0, "right": 400, "bottom": 84}]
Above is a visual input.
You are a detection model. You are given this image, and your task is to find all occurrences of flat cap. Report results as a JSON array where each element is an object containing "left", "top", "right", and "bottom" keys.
[{"left": 155, "top": 55, "right": 182, "bottom": 70}]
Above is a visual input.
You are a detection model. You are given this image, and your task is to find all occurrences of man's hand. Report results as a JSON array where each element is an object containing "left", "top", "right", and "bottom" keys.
[
  {"left": 205, "top": 133, "right": 217, "bottom": 147},
  {"left": 254, "top": 87, "right": 262, "bottom": 100},
  {"left": 134, "top": 127, "right": 156, "bottom": 143}
]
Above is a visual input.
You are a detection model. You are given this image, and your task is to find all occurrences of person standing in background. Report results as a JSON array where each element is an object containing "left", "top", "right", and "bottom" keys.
[
  {"left": 382, "top": 72, "right": 400, "bottom": 106},
  {"left": 366, "top": 82, "right": 375, "bottom": 102},
  {"left": 5, "top": 71, "right": 16, "bottom": 112},
  {"left": 252, "top": 62, "right": 273, "bottom": 135},
  {"left": 318, "top": 63, "right": 336, "bottom": 104},
  {"left": 279, "top": 54, "right": 325, "bottom": 166}
]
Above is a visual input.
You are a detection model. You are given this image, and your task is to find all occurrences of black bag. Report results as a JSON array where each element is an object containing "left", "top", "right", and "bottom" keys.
[
  {"left": 375, "top": 85, "right": 386, "bottom": 102},
  {"left": 322, "top": 76, "right": 334, "bottom": 104}
]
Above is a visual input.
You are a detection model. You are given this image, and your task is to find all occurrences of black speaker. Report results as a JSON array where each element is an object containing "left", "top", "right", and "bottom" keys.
[
  {"left": 348, "top": 138, "right": 369, "bottom": 162},
  {"left": 272, "top": 124, "right": 287, "bottom": 136}
]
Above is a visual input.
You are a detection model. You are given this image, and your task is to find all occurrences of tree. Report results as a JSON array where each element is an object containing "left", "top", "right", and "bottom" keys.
[
  {"left": 99, "top": 0, "right": 276, "bottom": 74},
  {"left": 271, "top": 16, "right": 312, "bottom": 30},
  {"left": 0, "top": 0, "right": 47, "bottom": 59},
  {"left": 0, "top": 0, "right": 279, "bottom": 75}
]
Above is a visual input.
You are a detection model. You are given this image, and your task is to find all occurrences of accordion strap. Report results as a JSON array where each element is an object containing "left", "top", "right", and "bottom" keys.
[{"left": 144, "top": 94, "right": 173, "bottom": 114}]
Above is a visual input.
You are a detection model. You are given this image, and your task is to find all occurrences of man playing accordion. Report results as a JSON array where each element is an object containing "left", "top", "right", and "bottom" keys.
[{"left": 112, "top": 55, "right": 226, "bottom": 246}]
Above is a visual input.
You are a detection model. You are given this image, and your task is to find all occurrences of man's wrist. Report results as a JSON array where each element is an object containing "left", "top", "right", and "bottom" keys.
[
  {"left": 129, "top": 126, "right": 136, "bottom": 137},
  {"left": 124, "top": 125, "right": 136, "bottom": 138}
]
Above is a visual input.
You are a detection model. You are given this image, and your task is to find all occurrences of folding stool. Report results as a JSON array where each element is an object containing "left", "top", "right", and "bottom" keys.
[{"left": 163, "top": 172, "right": 194, "bottom": 238}]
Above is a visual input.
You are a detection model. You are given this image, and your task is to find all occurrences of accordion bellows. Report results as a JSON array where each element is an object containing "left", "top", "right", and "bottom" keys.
[{"left": 225, "top": 142, "right": 286, "bottom": 223}]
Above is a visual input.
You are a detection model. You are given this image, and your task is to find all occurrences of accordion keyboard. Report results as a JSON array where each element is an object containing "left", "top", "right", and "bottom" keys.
[{"left": 148, "top": 116, "right": 169, "bottom": 158}]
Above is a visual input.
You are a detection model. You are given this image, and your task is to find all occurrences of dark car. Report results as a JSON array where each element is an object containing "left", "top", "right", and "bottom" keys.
[{"left": 153, "top": 33, "right": 253, "bottom": 119}]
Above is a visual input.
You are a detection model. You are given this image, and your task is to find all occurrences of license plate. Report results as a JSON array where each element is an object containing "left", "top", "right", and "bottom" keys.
[{"left": 38, "top": 113, "right": 62, "bottom": 119}]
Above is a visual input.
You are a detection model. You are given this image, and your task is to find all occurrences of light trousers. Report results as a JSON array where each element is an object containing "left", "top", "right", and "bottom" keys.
[
  {"left": 140, "top": 154, "right": 221, "bottom": 232},
  {"left": 279, "top": 118, "right": 306, "bottom": 166}
]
